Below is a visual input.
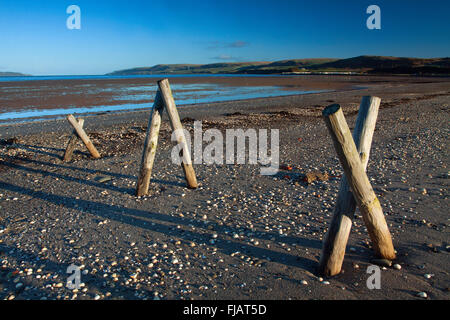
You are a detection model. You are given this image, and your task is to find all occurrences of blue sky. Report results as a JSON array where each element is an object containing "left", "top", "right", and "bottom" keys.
[{"left": 0, "top": 0, "right": 449, "bottom": 75}]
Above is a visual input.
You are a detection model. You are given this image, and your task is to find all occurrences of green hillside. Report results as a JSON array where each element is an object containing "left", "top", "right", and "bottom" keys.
[{"left": 107, "top": 56, "right": 450, "bottom": 76}]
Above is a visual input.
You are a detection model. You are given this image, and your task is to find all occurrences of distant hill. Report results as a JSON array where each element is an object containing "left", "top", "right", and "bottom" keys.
[
  {"left": 309, "top": 56, "right": 450, "bottom": 74},
  {"left": 237, "top": 58, "right": 338, "bottom": 74},
  {"left": 0, "top": 71, "right": 30, "bottom": 77},
  {"left": 107, "top": 56, "right": 450, "bottom": 76},
  {"left": 108, "top": 62, "right": 270, "bottom": 75}
]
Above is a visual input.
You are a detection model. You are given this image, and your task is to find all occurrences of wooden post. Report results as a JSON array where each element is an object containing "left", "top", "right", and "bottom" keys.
[
  {"left": 136, "top": 91, "right": 165, "bottom": 196},
  {"left": 67, "top": 114, "right": 101, "bottom": 159},
  {"left": 322, "top": 104, "right": 396, "bottom": 261},
  {"left": 158, "top": 79, "right": 198, "bottom": 189},
  {"left": 63, "top": 118, "right": 84, "bottom": 162},
  {"left": 319, "top": 97, "right": 381, "bottom": 276}
]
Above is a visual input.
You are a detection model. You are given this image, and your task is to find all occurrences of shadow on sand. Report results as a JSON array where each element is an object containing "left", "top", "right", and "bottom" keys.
[{"left": 0, "top": 179, "right": 320, "bottom": 275}]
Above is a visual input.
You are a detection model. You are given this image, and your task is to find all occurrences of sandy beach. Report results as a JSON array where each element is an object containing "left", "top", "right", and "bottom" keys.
[{"left": 0, "top": 76, "right": 449, "bottom": 300}]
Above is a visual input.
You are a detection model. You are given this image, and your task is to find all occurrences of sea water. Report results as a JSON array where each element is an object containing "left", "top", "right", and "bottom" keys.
[{"left": 0, "top": 75, "right": 328, "bottom": 123}]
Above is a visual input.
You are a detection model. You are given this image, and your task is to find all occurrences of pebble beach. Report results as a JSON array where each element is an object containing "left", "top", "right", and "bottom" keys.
[{"left": 0, "top": 75, "right": 449, "bottom": 300}]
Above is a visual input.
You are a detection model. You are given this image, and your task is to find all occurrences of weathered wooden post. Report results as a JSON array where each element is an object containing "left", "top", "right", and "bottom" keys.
[
  {"left": 136, "top": 91, "right": 165, "bottom": 196},
  {"left": 319, "top": 96, "right": 381, "bottom": 276},
  {"left": 322, "top": 104, "right": 396, "bottom": 263},
  {"left": 63, "top": 118, "right": 85, "bottom": 162},
  {"left": 67, "top": 114, "right": 101, "bottom": 159},
  {"left": 158, "top": 79, "right": 198, "bottom": 189}
]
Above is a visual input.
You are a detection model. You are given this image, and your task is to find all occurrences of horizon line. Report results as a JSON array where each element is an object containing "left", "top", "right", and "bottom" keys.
[{"left": 2, "top": 54, "right": 449, "bottom": 77}]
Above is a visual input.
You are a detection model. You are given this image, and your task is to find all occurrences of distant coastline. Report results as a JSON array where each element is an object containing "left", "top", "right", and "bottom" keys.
[
  {"left": 2, "top": 55, "right": 449, "bottom": 78},
  {"left": 0, "top": 72, "right": 30, "bottom": 77},
  {"left": 107, "top": 55, "right": 450, "bottom": 76}
]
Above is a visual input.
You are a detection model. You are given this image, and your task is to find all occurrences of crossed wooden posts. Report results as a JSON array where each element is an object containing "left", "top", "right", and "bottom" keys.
[
  {"left": 135, "top": 78, "right": 198, "bottom": 196},
  {"left": 319, "top": 97, "right": 396, "bottom": 277},
  {"left": 64, "top": 114, "right": 101, "bottom": 161},
  {"left": 63, "top": 88, "right": 392, "bottom": 277}
]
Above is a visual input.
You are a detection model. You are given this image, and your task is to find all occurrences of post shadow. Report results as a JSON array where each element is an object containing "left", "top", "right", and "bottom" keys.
[{"left": 0, "top": 181, "right": 318, "bottom": 273}]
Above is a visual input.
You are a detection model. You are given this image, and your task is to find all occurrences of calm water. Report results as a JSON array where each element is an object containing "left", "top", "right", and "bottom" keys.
[
  {"left": 0, "top": 74, "right": 280, "bottom": 82},
  {"left": 0, "top": 75, "right": 327, "bottom": 123}
]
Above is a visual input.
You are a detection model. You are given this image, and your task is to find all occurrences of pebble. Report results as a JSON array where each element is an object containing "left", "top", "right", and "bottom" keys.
[
  {"left": 371, "top": 259, "right": 392, "bottom": 267},
  {"left": 2, "top": 105, "right": 447, "bottom": 300},
  {"left": 96, "top": 176, "right": 112, "bottom": 183},
  {"left": 416, "top": 292, "right": 428, "bottom": 299}
]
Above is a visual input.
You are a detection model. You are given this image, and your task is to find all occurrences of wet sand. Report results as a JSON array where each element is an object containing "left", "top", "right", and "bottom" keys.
[{"left": 1, "top": 75, "right": 448, "bottom": 113}]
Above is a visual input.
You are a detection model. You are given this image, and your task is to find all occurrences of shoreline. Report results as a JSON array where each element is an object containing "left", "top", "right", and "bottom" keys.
[
  {"left": 1, "top": 74, "right": 449, "bottom": 117},
  {"left": 0, "top": 89, "right": 333, "bottom": 126},
  {"left": 1, "top": 78, "right": 449, "bottom": 139}
]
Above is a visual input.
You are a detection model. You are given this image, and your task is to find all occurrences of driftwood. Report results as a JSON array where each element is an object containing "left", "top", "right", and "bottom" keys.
[
  {"left": 66, "top": 114, "right": 100, "bottom": 159},
  {"left": 136, "top": 91, "right": 165, "bottom": 196},
  {"left": 63, "top": 118, "right": 84, "bottom": 162},
  {"left": 319, "top": 96, "right": 381, "bottom": 276},
  {"left": 322, "top": 104, "right": 396, "bottom": 266},
  {"left": 157, "top": 79, "right": 198, "bottom": 189},
  {"left": 135, "top": 79, "right": 198, "bottom": 196}
]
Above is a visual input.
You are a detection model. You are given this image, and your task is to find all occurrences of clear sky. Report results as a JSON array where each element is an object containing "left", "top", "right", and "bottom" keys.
[{"left": 0, "top": 0, "right": 449, "bottom": 75}]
